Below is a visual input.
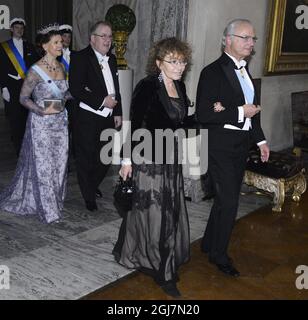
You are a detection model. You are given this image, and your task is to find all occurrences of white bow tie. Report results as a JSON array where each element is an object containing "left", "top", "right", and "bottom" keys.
[
  {"left": 100, "top": 55, "right": 109, "bottom": 63},
  {"left": 238, "top": 60, "right": 247, "bottom": 68}
]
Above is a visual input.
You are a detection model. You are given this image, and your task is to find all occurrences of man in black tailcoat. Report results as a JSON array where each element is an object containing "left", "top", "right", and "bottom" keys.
[
  {"left": 69, "top": 21, "right": 122, "bottom": 212},
  {"left": 0, "top": 18, "right": 39, "bottom": 155},
  {"left": 196, "top": 19, "right": 270, "bottom": 277}
]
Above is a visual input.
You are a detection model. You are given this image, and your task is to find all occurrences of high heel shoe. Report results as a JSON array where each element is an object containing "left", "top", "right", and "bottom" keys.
[{"left": 160, "top": 282, "right": 181, "bottom": 298}]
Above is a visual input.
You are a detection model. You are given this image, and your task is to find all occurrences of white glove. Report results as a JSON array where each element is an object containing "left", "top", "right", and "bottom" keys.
[{"left": 2, "top": 87, "right": 10, "bottom": 102}]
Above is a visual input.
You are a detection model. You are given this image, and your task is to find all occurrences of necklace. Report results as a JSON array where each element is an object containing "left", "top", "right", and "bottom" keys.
[{"left": 41, "top": 58, "right": 61, "bottom": 73}]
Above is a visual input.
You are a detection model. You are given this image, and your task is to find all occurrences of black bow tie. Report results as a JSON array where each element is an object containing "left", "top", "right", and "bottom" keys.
[{"left": 234, "top": 65, "right": 244, "bottom": 70}]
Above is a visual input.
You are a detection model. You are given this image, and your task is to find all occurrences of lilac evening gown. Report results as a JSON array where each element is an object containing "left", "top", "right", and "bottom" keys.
[{"left": 0, "top": 65, "right": 71, "bottom": 223}]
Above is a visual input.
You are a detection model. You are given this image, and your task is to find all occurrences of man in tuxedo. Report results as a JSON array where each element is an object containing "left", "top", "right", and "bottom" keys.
[
  {"left": 69, "top": 21, "right": 122, "bottom": 212},
  {"left": 59, "top": 24, "right": 76, "bottom": 158},
  {"left": 59, "top": 24, "right": 72, "bottom": 77},
  {"left": 0, "top": 18, "right": 39, "bottom": 155},
  {"left": 196, "top": 19, "right": 270, "bottom": 277}
]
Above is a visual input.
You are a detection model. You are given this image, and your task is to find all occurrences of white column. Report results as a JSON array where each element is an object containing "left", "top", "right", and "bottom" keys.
[
  {"left": 112, "top": 69, "right": 133, "bottom": 164},
  {"left": 182, "top": 0, "right": 209, "bottom": 201},
  {"left": 118, "top": 70, "right": 133, "bottom": 122}
]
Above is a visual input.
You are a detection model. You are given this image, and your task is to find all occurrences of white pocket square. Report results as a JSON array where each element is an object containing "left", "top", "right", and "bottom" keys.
[
  {"left": 8, "top": 73, "right": 22, "bottom": 80},
  {"left": 84, "top": 86, "right": 92, "bottom": 92}
]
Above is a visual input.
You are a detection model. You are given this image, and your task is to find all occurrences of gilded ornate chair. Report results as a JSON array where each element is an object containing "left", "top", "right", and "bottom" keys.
[{"left": 243, "top": 148, "right": 306, "bottom": 212}]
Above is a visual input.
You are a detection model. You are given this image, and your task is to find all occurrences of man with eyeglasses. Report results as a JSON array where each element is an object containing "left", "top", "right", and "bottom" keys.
[
  {"left": 69, "top": 21, "right": 122, "bottom": 212},
  {"left": 196, "top": 19, "right": 270, "bottom": 277}
]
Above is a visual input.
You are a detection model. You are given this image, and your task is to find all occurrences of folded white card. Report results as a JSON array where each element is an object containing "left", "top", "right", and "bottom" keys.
[{"left": 79, "top": 102, "right": 113, "bottom": 117}]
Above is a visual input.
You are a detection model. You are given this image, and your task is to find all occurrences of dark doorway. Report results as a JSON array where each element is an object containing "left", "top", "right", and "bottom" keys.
[{"left": 24, "top": 0, "right": 72, "bottom": 43}]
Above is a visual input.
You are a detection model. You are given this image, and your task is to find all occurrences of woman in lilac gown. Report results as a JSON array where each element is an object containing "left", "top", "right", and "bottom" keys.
[{"left": 0, "top": 25, "right": 71, "bottom": 223}]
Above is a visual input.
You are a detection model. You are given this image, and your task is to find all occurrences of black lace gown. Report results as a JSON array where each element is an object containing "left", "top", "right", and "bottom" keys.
[{"left": 113, "top": 97, "right": 190, "bottom": 285}]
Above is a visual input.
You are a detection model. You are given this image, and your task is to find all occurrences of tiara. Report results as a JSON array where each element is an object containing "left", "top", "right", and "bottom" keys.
[
  {"left": 38, "top": 23, "right": 60, "bottom": 35},
  {"left": 59, "top": 24, "right": 72, "bottom": 32}
]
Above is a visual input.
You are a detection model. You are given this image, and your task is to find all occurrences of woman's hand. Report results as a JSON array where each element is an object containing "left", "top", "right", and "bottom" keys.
[
  {"left": 213, "top": 102, "right": 225, "bottom": 112},
  {"left": 119, "top": 164, "right": 132, "bottom": 181}
]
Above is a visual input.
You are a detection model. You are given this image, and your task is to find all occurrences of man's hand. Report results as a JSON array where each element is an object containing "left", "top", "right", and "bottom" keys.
[
  {"left": 104, "top": 94, "right": 118, "bottom": 109},
  {"left": 2, "top": 87, "right": 10, "bottom": 102},
  {"left": 259, "top": 143, "right": 270, "bottom": 162},
  {"left": 243, "top": 104, "right": 261, "bottom": 118},
  {"left": 114, "top": 116, "right": 122, "bottom": 129}
]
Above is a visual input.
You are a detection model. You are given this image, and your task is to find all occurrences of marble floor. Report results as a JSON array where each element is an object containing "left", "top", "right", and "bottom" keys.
[{"left": 0, "top": 111, "right": 270, "bottom": 300}]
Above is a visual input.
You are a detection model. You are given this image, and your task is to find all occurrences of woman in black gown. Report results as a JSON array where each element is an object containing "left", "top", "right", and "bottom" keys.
[{"left": 113, "top": 38, "right": 193, "bottom": 298}]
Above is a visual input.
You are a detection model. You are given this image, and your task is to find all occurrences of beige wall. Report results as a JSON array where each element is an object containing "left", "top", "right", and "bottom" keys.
[{"left": 186, "top": 0, "right": 308, "bottom": 151}]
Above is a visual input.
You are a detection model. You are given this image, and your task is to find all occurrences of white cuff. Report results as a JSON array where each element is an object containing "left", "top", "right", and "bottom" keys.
[
  {"left": 121, "top": 158, "right": 132, "bottom": 166},
  {"left": 257, "top": 140, "right": 267, "bottom": 146},
  {"left": 238, "top": 106, "right": 244, "bottom": 123},
  {"left": 99, "top": 98, "right": 106, "bottom": 110},
  {"left": 100, "top": 107, "right": 113, "bottom": 117}
]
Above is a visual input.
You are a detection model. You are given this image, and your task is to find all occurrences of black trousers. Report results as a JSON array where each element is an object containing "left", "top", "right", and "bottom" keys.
[
  {"left": 5, "top": 100, "right": 28, "bottom": 156},
  {"left": 202, "top": 130, "right": 250, "bottom": 265},
  {"left": 74, "top": 108, "right": 115, "bottom": 203}
]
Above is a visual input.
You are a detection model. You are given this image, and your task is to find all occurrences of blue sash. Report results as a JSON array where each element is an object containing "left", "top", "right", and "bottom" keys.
[
  {"left": 32, "top": 65, "right": 62, "bottom": 97},
  {"left": 7, "top": 39, "right": 27, "bottom": 74},
  {"left": 61, "top": 56, "right": 69, "bottom": 74},
  {"left": 235, "top": 71, "right": 254, "bottom": 104},
  {"left": 1, "top": 39, "right": 27, "bottom": 78}
]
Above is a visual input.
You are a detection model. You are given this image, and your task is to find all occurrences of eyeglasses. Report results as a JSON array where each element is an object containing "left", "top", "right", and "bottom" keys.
[
  {"left": 93, "top": 33, "right": 113, "bottom": 40},
  {"left": 162, "top": 59, "right": 187, "bottom": 66},
  {"left": 229, "top": 34, "right": 258, "bottom": 43}
]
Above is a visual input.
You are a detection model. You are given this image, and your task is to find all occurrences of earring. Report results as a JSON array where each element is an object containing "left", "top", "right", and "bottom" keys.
[{"left": 158, "top": 72, "right": 163, "bottom": 83}]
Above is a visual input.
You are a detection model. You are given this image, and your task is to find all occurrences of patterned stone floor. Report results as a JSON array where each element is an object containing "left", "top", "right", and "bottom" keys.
[{"left": 0, "top": 111, "right": 270, "bottom": 299}]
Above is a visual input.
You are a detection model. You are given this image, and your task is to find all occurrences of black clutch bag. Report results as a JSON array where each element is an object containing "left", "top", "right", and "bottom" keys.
[{"left": 113, "top": 177, "right": 134, "bottom": 216}]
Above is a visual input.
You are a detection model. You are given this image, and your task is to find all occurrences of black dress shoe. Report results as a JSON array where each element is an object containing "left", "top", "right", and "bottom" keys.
[
  {"left": 160, "top": 282, "right": 181, "bottom": 298},
  {"left": 215, "top": 263, "right": 240, "bottom": 277},
  {"left": 208, "top": 256, "right": 233, "bottom": 265},
  {"left": 85, "top": 201, "right": 98, "bottom": 212},
  {"left": 95, "top": 188, "right": 103, "bottom": 198}
]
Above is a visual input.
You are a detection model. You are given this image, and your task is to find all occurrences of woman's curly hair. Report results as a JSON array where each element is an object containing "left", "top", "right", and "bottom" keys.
[{"left": 146, "top": 37, "right": 192, "bottom": 75}]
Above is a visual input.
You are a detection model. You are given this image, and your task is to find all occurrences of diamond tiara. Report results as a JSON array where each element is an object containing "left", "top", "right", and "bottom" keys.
[{"left": 38, "top": 23, "right": 60, "bottom": 35}]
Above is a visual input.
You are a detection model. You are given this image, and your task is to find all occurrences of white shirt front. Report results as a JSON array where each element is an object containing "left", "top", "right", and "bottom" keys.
[
  {"left": 13, "top": 37, "right": 23, "bottom": 58},
  {"left": 223, "top": 52, "right": 252, "bottom": 131},
  {"left": 94, "top": 50, "right": 115, "bottom": 96},
  {"left": 223, "top": 52, "right": 266, "bottom": 146},
  {"left": 79, "top": 49, "right": 115, "bottom": 117}
]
